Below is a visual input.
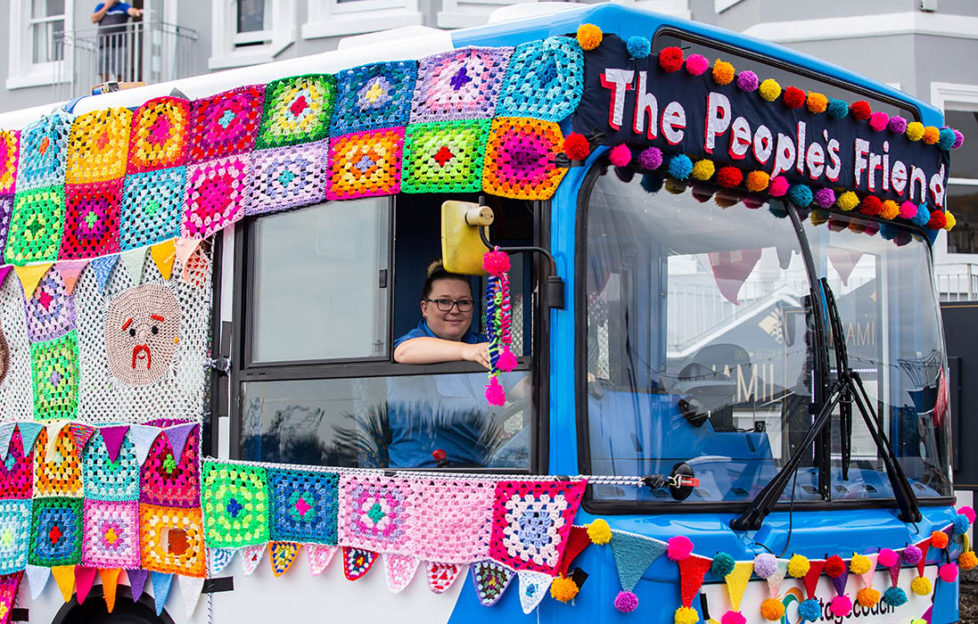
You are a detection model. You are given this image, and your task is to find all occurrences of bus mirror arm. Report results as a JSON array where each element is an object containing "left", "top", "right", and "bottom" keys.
[{"left": 478, "top": 226, "right": 565, "bottom": 310}]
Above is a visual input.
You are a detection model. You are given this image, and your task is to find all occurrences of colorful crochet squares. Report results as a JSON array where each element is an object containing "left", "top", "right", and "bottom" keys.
[
  {"left": 187, "top": 86, "right": 264, "bottom": 163},
  {"left": 413, "top": 478, "right": 494, "bottom": 563},
  {"left": 0, "top": 131, "right": 19, "bottom": 195},
  {"left": 482, "top": 117, "right": 567, "bottom": 200},
  {"left": 0, "top": 195, "right": 12, "bottom": 254},
  {"left": 201, "top": 462, "right": 269, "bottom": 548},
  {"left": 182, "top": 155, "right": 249, "bottom": 239},
  {"left": 82, "top": 499, "right": 139, "bottom": 568},
  {"left": 83, "top": 432, "right": 140, "bottom": 501},
  {"left": 33, "top": 426, "right": 82, "bottom": 498},
  {"left": 30, "top": 331, "right": 80, "bottom": 421},
  {"left": 0, "top": 501, "right": 30, "bottom": 574},
  {"left": 401, "top": 120, "right": 489, "bottom": 194},
  {"left": 0, "top": 429, "right": 33, "bottom": 499},
  {"left": 6, "top": 186, "right": 65, "bottom": 265},
  {"left": 65, "top": 108, "right": 133, "bottom": 184},
  {"left": 411, "top": 48, "right": 512, "bottom": 123},
  {"left": 267, "top": 468, "right": 338, "bottom": 544},
  {"left": 140, "top": 426, "right": 200, "bottom": 508},
  {"left": 29, "top": 497, "right": 83, "bottom": 567},
  {"left": 60, "top": 180, "right": 122, "bottom": 259},
  {"left": 128, "top": 97, "right": 190, "bottom": 173},
  {"left": 24, "top": 268, "right": 75, "bottom": 344},
  {"left": 120, "top": 167, "right": 184, "bottom": 250},
  {"left": 488, "top": 479, "right": 586, "bottom": 575},
  {"left": 337, "top": 474, "right": 415, "bottom": 555},
  {"left": 139, "top": 503, "right": 206, "bottom": 577},
  {"left": 331, "top": 62, "right": 417, "bottom": 135},
  {"left": 246, "top": 142, "right": 328, "bottom": 215},
  {"left": 257, "top": 75, "right": 335, "bottom": 149},
  {"left": 16, "top": 112, "right": 72, "bottom": 192},
  {"left": 497, "top": 36, "right": 584, "bottom": 122},
  {"left": 326, "top": 128, "right": 403, "bottom": 200}
]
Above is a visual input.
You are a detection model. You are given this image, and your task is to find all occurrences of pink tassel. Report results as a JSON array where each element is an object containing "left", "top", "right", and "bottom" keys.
[
  {"left": 498, "top": 348, "right": 518, "bottom": 372},
  {"left": 485, "top": 377, "right": 505, "bottom": 406}
]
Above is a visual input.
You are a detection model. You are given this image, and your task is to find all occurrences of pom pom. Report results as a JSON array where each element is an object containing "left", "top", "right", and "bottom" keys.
[
  {"left": 922, "top": 126, "right": 940, "bottom": 145},
  {"left": 691, "top": 159, "right": 715, "bottom": 181},
  {"left": 787, "top": 554, "right": 810, "bottom": 578},
  {"left": 721, "top": 611, "right": 745, "bottom": 624},
  {"left": 483, "top": 249, "right": 511, "bottom": 275},
  {"left": 928, "top": 210, "right": 947, "bottom": 230},
  {"left": 906, "top": 122, "right": 925, "bottom": 141},
  {"left": 614, "top": 590, "right": 638, "bottom": 613},
  {"left": 910, "top": 576, "right": 932, "bottom": 596},
  {"left": 746, "top": 171, "right": 770, "bottom": 192},
  {"left": 788, "top": 184, "right": 813, "bottom": 208},
  {"left": 953, "top": 129, "right": 965, "bottom": 149},
  {"left": 665, "top": 179, "right": 687, "bottom": 194},
  {"left": 810, "top": 209, "right": 830, "bottom": 226},
  {"left": 798, "top": 599, "right": 821, "bottom": 622},
  {"left": 659, "top": 47, "right": 684, "bottom": 73},
  {"left": 827, "top": 98, "right": 849, "bottom": 119},
  {"left": 960, "top": 551, "right": 978, "bottom": 570},
  {"left": 685, "top": 53, "right": 709, "bottom": 75},
  {"left": 945, "top": 211, "right": 957, "bottom": 231},
  {"left": 497, "top": 348, "right": 518, "bottom": 372},
  {"left": 717, "top": 166, "right": 743, "bottom": 188},
  {"left": 563, "top": 133, "right": 591, "bottom": 161},
  {"left": 550, "top": 576, "right": 579, "bottom": 602},
  {"left": 759, "top": 79, "right": 781, "bottom": 102},
  {"left": 824, "top": 555, "right": 846, "bottom": 578},
  {"left": 736, "top": 71, "right": 759, "bottom": 92},
  {"left": 638, "top": 147, "right": 663, "bottom": 170},
  {"left": 903, "top": 544, "right": 923, "bottom": 565},
  {"left": 668, "top": 154, "right": 693, "bottom": 181},
  {"left": 878, "top": 548, "right": 898, "bottom": 568},
  {"left": 760, "top": 598, "right": 785, "bottom": 621},
  {"left": 674, "top": 606, "right": 699, "bottom": 624},
  {"left": 485, "top": 377, "right": 505, "bottom": 406},
  {"left": 814, "top": 187, "right": 836, "bottom": 208},
  {"left": 609, "top": 144, "right": 631, "bottom": 167},
  {"left": 960, "top": 506, "right": 977, "bottom": 524},
  {"left": 899, "top": 201, "right": 917, "bottom": 219},
  {"left": 850, "top": 553, "right": 872, "bottom": 575},
  {"left": 783, "top": 86, "right": 806, "bottom": 109},
  {"left": 830, "top": 595, "right": 852, "bottom": 617},
  {"left": 576, "top": 24, "right": 602, "bottom": 51},
  {"left": 715, "top": 191, "right": 742, "bottom": 209},
  {"left": 881, "top": 200, "right": 900, "bottom": 220},
  {"left": 626, "top": 36, "right": 651, "bottom": 59},
  {"left": 807, "top": 92, "right": 828, "bottom": 113},
  {"left": 939, "top": 128, "right": 956, "bottom": 150},
  {"left": 587, "top": 518, "right": 612, "bottom": 545},
  {"left": 614, "top": 166, "right": 634, "bottom": 183},
  {"left": 851, "top": 100, "right": 872, "bottom": 121},
  {"left": 712, "top": 60, "right": 735, "bottom": 85},
  {"left": 769, "top": 176, "right": 789, "bottom": 197},
  {"left": 754, "top": 553, "right": 778, "bottom": 579},
  {"left": 939, "top": 563, "right": 959, "bottom": 583},
  {"left": 859, "top": 195, "right": 882, "bottom": 216},
  {"left": 912, "top": 203, "right": 930, "bottom": 227},
  {"left": 888, "top": 116, "right": 908, "bottom": 134},
  {"left": 931, "top": 530, "right": 949, "bottom": 549},
  {"left": 883, "top": 586, "right": 907, "bottom": 606},
  {"left": 868, "top": 111, "right": 889, "bottom": 132},
  {"left": 857, "top": 587, "right": 881, "bottom": 607},
  {"left": 668, "top": 535, "right": 694, "bottom": 561},
  {"left": 641, "top": 174, "right": 664, "bottom": 194},
  {"left": 711, "top": 552, "right": 736, "bottom": 578}
]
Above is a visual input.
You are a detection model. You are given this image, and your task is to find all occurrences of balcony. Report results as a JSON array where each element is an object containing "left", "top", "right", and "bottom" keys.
[{"left": 936, "top": 263, "right": 978, "bottom": 302}]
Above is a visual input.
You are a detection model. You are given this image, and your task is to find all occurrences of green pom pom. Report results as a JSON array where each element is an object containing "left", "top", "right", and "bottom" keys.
[{"left": 711, "top": 552, "right": 735, "bottom": 578}]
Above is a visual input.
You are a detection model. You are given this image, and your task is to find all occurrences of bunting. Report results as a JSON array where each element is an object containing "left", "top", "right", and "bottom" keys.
[{"left": 100, "top": 568, "right": 120, "bottom": 613}]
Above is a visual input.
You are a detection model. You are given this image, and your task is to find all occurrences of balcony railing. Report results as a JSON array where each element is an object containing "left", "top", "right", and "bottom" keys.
[{"left": 935, "top": 263, "right": 978, "bottom": 302}]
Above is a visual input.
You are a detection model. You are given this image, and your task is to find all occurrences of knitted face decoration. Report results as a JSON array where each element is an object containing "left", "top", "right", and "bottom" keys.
[{"left": 105, "top": 284, "right": 180, "bottom": 385}]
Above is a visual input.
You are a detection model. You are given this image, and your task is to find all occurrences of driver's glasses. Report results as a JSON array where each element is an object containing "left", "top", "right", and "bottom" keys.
[{"left": 425, "top": 298, "right": 475, "bottom": 312}]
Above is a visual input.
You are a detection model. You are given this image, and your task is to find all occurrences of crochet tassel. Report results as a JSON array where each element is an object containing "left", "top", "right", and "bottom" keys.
[{"left": 483, "top": 247, "right": 513, "bottom": 404}]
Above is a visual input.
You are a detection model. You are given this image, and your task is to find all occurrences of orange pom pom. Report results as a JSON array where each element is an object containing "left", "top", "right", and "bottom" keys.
[
  {"left": 959, "top": 551, "right": 978, "bottom": 570},
  {"left": 761, "top": 598, "right": 785, "bottom": 621},
  {"left": 712, "top": 60, "right": 735, "bottom": 85},
  {"left": 746, "top": 171, "right": 770, "bottom": 192},
  {"left": 806, "top": 92, "right": 828, "bottom": 113},
  {"left": 931, "top": 531, "right": 949, "bottom": 549},
  {"left": 923, "top": 126, "right": 940, "bottom": 145},
  {"left": 576, "top": 24, "right": 603, "bottom": 51}
]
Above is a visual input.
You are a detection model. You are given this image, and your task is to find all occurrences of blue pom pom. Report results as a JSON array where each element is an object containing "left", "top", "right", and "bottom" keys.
[
  {"left": 641, "top": 173, "right": 664, "bottom": 193},
  {"left": 912, "top": 203, "right": 930, "bottom": 226},
  {"left": 883, "top": 586, "right": 907, "bottom": 607},
  {"left": 954, "top": 514, "right": 971, "bottom": 536},
  {"left": 939, "top": 128, "right": 956, "bottom": 151},
  {"left": 710, "top": 552, "right": 735, "bottom": 578},
  {"left": 798, "top": 599, "right": 821, "bottom": 622},
  {"left": 668, "top": 154, "right": 693, "bottom": 181},
  {"left": 626, "top": 36, "right": 651, "bottom": 59},
  {"left": 827, "top": 99, "right": 849, "bottom": 120},
  {"left": 879, "top": 223, "right": 897, "bottom": 240},
  {"left": 788, "top": 184, "right": 813, "bottom": 208}
]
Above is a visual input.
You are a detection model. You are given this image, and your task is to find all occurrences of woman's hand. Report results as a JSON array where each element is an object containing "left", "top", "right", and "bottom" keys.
[{"left": 461, "top": 342, "right": 491, "bottom": 369}]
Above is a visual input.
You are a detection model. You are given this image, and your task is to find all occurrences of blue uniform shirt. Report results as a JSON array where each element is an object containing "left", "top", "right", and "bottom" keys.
[{"left": 393, "top": 319, "right": 484, "bottom": 348}]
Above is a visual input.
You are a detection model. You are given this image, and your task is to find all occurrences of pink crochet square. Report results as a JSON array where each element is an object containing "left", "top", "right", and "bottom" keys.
[
  {"left": 182, "top": 155, "right": 249, "bottom": 239},
  {"left": 412, "top": 478, "right": 493, "bottom": 563},
  {"left": 337, "top": 474, "right": 417, "bottom": 556}
]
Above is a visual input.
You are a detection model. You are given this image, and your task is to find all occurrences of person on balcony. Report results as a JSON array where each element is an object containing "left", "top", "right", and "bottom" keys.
[{"left": 91, "top": 1, "right": 143, "bottom": 83}]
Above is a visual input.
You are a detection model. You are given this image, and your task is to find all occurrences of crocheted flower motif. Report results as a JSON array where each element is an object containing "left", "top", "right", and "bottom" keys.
[
  {"left": 201, "top": 461, "right": 270, "bottom": 548},
  {"left": 402, "top": 120, "right": 490, "bottom": 194},
  {"left": 139, "top": 503, "right": 206, "bottom": 577},
  {"left": 105, "top": 284, "right": 181, "bottom": 386},
  {"left": 24, "top": 268, "right": 75, "bottom": 344},
  {"left": 81, "top": 500, "right": 139, "bottom": 568},
  {"left": 482, "top": 117, "right": 567, "bottom": 200},
  {"left": 16, "top": 112, "right": 72, "bottom": 192},
  {"left": 0, "top": 501, "right": 30, "bottom": 574},
  {"left": 120, "top": 167, "right": 184, "bottom": 250},
  {"left": 139, "top": 425, "right": 200, "bottom": 508},
  {"left": 413, "top": 478, "right": 494, "bottom": 563},
  {"left": 489, "top": 480, "right": 586, "bottom": 574},
  {"left": 127, "top": 97, "right": 190, "bottom": 173},
  {"left": 257, "top": 74, "right": 335, "bottom": 149},
  {"left": 267, "top": 468, "right": 339, "bottom": 545},
  {"left": 29, "top": 497, "right": 83, "bottom": 567},
  {"left": 60, "top": 180, "right": 122, "bottom": 259},
  {"left": 6, "top": 186, "right": 66, "bottom": 265},
  {"left": 0, "top": 429, "right": 33, "bottom": 500},
  {"left": 30, "top": 331, "right": 79, "bottom": 421},
  {"left": 0, "top": 130, "right": 20, "bottom": 195},
  {"left": 187, "top": 86, "right": 264, "bottom": 163},
  {"left": 410, "top": 47, "right": 513, "bottom": 123},
  {"left": 326, "top": 128, "right": 403, "bottom": 200},
  {"left": 65, "top": 108, "right": 133, "bottom": 184},
  {"left": 497, "top": 36, "right": 585, "bottom": 122},
  {"left": 82, "top": 431, "right": 139, "bottom": 501},
  {"left": 338, "top": 475, "right": 414, "bottom": 554},
  {"left": 246, "top": 141, "right": 328, "bottom": 216},
  {"left": 33, "top": 425, "right": 83, "bottom": 498},
  {"left": 331, "top": 61, "right": 417, "bottom": 135},
  {"left": 182, "top": 155, "right": 250, "bottom": 239}
]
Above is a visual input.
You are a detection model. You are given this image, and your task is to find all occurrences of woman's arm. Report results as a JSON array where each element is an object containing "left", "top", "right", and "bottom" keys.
[
  {"left": 91, "top": 0, "right": 117, "bottom": 23},
  {"left": 394, "top": 337, "right": 490, "bottom": 368}
]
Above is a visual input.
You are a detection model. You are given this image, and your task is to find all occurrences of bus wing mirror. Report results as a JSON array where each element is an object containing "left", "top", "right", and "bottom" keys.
[{"left": 441, "top": 200, "right": 492, "bottom": 275}]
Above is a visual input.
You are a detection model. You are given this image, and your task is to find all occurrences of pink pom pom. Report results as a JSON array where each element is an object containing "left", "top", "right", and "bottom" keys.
[
  {"left": 685, "top": 54, "right": 709, "bottom": 76},
  {"left": 960, "top": 506, "right": 977, "bottom": 524},
  {"left": 939, "top": 563, "right": 959, "bottom": 583},
  {"left": 485, "top": 377, "right": 505, "bottom": 406},
  {"left": 722, "top": 611, "right": 746, "bottom": 624},
  {"left": 899, "top": 201, "right": 917, "bottom": 219},
  {"left": 953, "top": 129, "right": 965, "bottom": 149},
  {"left": 769, "top": 177, "right": 789, "bottom": 197},
  {"left": 831, "top": 595, "right": 853, "bottom": 617},
  {"left": 888, "top": 116, "right": 908, "bottom": 134},
  {"left": 614, "top": 590, "right": 638, "bottom": 613},
  {"left": 609, "top": 144, "right": 632, "bottom": 167},
  {"left": 667, "top": 536, "right": 694, "bottom": 561},
  {"left": 869, "top": 111, "right": 890, "bottom": 132},
  {"left": 878, "top": 548, "right": 899, "bottom": 568},
  {"left": 483, "top": 250, "right": 510, "bottom": 275},
  {"left": 903, "top": 545, "right": 923, "bottom": 565},
  {"left": 638, "top": 147, "right": 663, "bottom": 170},
  {"left": 497, "top": 348, "right": 518, "bottom": 372},
  {"left": 814, "top": 188, "right": 836, "bottom": 208}
]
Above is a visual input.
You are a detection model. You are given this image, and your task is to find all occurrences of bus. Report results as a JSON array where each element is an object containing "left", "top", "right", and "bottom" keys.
[{"left": 0, "top": 3, "right": 969, "bottom": 624}]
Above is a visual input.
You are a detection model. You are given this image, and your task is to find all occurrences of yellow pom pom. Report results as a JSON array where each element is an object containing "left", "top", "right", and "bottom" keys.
[
  {"left": 923, "top": 126, "right": 940, "bottom": 145},
  {"left": 906, "top": 122, "right": 925, "bottom": 141},
  {"left": 692, "top": 159, "right": 715, "bottom": 181},
  {"left": 787, "top": 554, "right": 810, "bottom": 578},
  {"left": 806, "top": 92, "right": 828, "bottom": 113},
  {"left": 850, "top": 553, "right": 872, "bottom": 575},
  {"left": 675, "top": 606, "right": 700, "bottom": 624},
  {"left": 550, "top": 576, "right": 579, "bottom": 602},
  {"left": 856, "top": 587, "right": 881, "bottom": 607},
  {"left": 665, "top": 179, "right": 687, "bottom": 195},
  {"left": 911, "top": 576, "right": 932, "bottom": 596},
  {"left": 836, "top": 191, "right": 859, "bottom": 211},
  {"left": 759, "top": 79, "right": 782, "bottom": 102},
  {"left": 746, "top": 171, "right": 770, "bottom": 192},
  {"left": 881, "top": 200, "right": 900, "bottom": 220},
  {"left": 810, "top": 209, "right": 829, "bottom": 226},
  {"left": 712, "top": 60, "right": 735, "bottom": 85},
  {"left": 945, "top": 211, "right": 957, "bottom": 231},
  {"left": 576, "top": 24, "right": 603, "bottom": 51},
  {"left": 960, "top": 550, "right": 978, "bottom": 570},
  {"left": 587, "top": 518, "right": 612, "bottom": 545},
  {"left": 761, "top": 598, "right": 786, "bottom": 621}
]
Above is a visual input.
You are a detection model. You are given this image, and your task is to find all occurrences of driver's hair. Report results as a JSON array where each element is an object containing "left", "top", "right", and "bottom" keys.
[{"left": 421, "top": 259, "right": 472, "bottom": 300}]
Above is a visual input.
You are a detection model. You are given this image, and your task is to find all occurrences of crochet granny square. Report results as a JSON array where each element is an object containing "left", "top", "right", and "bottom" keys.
[
  {"left": 257, "top": 74, "right": 335, "bottom": 149},
  {"left": 0, "top": 429, "right": 33, "bottom": 500},
  {"left": 326, "top": 128, "right": 403, "bottom": 200},
  {"left": 29, "top": 497, "right": 83, "bottom": 567},
  {"left": 410, "top": 48, "right": 513, "bottom": 123},
  {"left": 331, "top": 62, "right": 416, "bottom": 135},
  {"left": 267, "top": 468, "right": 339, "bottom": 544},
  {"left": 33, "top": 426, "right": 82, "bottom": 498},
  {"left": 482, "top": 117, "right": 567, "bottom": 200},
  {"left": 496, "top": 36, "right": 585, "bottom": 122},
  {"left": 187, "top": 86, "right": 264, "bottom": 163},
  {"left": 182, "top": 155, "right": 249, "bottom": 239},
  {"left": 0, "top": 500, "right": 30, "bottom": 574},
  {"left": 128, "top": 96, "right": 190, "bottom": 173},
  {"left": 24, "top": 267, "right": 75, "bottom": 344},
  {"left": 30, "top": 331, "right": 80, "bottom": 421},
  {"left": 83, "top": 431, "right": 140, "bottom": 502},
  {"left": 413, "top": 477, "right": 494, "bottom": 563},
  {"left": 246, "top": 141, "right": 328, "bottom": 216},
  {"left": 81, "top": 499, "right": 140, "bottom": 568},
  {"left": 120, "top": 167, "right": 184, "bottom": 250},
  {"left": 0, "top": 195, "right": 12, "bottom": 255},
  {"left": 0, "top": 130, "right": 19, "bottom": 195},
  {"left": 6, "top": 186, "right": 66, "bottom": 265},
  {"left": 201, "top": 461, "right": 269, "bottom": 548},
  {"left": 16, "top": 112, "right": 72, "bottom": 192},
  {"left": 65, "top": 108, "right": 133, "bottom": 184},
  {"left": 401, "top": 120, "right": 489, "bottom": 194},
  {"left": 139, "top": 425, "right": 200, "bottom": 508},
  {"left": 60, "top": 179, "right": 123, "bottom": 259},
  {"left": 139, "top": 503, "right": 206, "bottom": 577},
  {"left": 337, "top": 474, "right": 416, "bottom": 555}
]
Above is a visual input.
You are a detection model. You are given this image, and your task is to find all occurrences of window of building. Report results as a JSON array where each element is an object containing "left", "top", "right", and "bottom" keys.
[
  {"left": 945, "top": 109, "right": 978, "bottom": 254},
  {"left": 303, "top": 0, "right": 421, "bottom": 40},
  {"left": 7, "top": 0, "right": 71, "bottom": 89},
  {"left": 209, "top": 0, "right": 295, "bottom": 70}
]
